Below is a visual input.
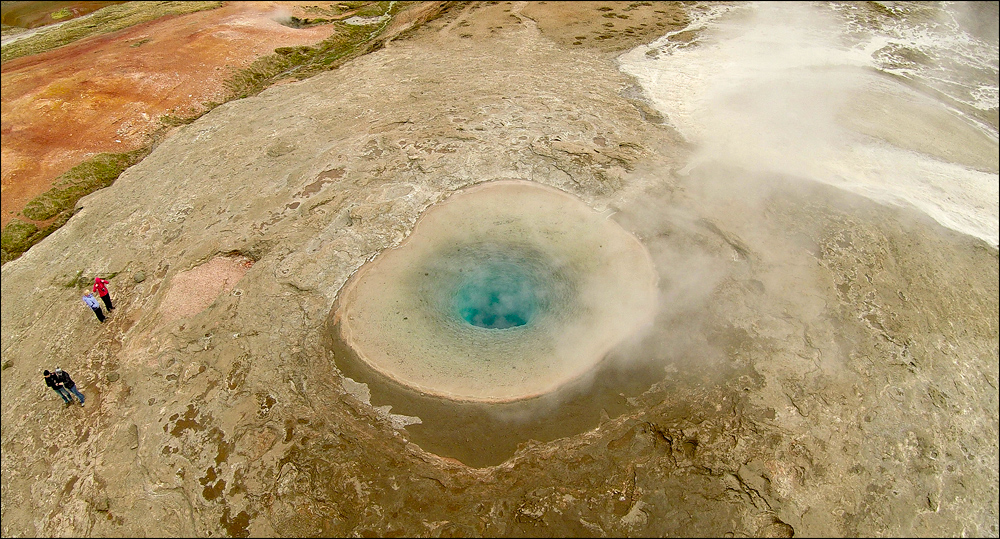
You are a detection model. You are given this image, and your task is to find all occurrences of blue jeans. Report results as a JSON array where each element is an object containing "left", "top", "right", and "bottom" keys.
[
  {"left": 66, "top": 385, "right": 85, "bottom": 405},
  {"left": 52, "top": 387, "right": 72, "bottom": 404}
]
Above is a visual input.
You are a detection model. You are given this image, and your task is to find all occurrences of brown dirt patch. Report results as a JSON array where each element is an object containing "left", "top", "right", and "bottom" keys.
[
  {"left": 520, "top": 0, "right": 690, "bottom": 54},
  {"left": 158, "top": 255, "right": 253, "bottom": 322},
  {"left": 1, "top": 1, "right": 689, "bottom": 232},
  {"left": 1, "top": 1, "right": 361, "bottom": 229}
]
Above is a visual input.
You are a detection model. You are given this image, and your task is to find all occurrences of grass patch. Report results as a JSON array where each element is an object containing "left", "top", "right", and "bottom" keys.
[
  {"left": 353, "top": 2, "right": 392, "bottom": 18},
  {"left": 1, "top": 1, "right": 436, "bottom": 266},
  {"left": 222, "top": 1, "right": 403, "bottom": 100},
  {"left": 1, "top": 1, "right": 221, "bottom": 63},
  {"left": 0, "top": 211, "right": 75, "bottom": 265},
  {"left": 159, "top": 111, "right": 203, "bottom": 128},
  {"left": 1, "top": 220, "right": 39, "bottom": 258},
  {"left": 3, "top": 148, "right": 147, "bottom": 264},
  {"left": 0, "top": 24, "right": 31, "bottom": 39},
  {"left": 51, "top": 8, "right": 74, "bottom": 21},
  {"left": 66, "top": 269, "right": 85, "bottom": 288},
  {"left": 22, "top": 148, "right": 151, "bottom": 222}
]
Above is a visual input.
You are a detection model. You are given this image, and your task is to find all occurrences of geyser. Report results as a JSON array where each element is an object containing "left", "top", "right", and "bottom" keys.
[{"left": 334, "top": 180, "right": 658, "bottom": 402}]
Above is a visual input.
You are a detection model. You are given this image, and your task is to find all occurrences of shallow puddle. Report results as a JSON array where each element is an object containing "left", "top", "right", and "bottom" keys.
[{"left": 327, "top": 322, "right": 673, "bottom": 468}]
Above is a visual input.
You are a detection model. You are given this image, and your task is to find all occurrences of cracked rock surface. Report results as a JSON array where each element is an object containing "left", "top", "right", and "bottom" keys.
[{"left": 2, "top": 2, "right": 997, "bottom": 537}]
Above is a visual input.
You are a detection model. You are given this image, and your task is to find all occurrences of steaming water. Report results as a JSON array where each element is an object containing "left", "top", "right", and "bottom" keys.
[
  {"left": 335, "top": 181, "right": 658, "bottom": 403},
  {"left": 618, "top": 1, "right": 999, "bottom": 248},
  {"left": 418, "top": 241, "right": 565, "bottom": 332},
  {"left": 335, "top": 2, "right": 998, "bottom": 467},
  {"left": 450, "top": 256, "right": 541, "bottom": 329},
  {"left": 332, "top": 181, "right": 660, "bottom": 466}
]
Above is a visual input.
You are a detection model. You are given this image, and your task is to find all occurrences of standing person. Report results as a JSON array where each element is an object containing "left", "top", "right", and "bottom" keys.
[
  {"left": 54, "top": 367, "right": 85, "bottom": 407},
  {"left": 93, "top": 276, "right": 114, "bottom": 311},
  {"left": 82, "top": 291, "right": 105, "bottom": 322},
  {"left": 43, "top": 369, "right": 73, "bottom": 405}
]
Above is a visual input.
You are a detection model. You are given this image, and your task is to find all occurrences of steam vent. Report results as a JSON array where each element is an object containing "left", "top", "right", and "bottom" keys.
[{"left": 334, "top": 180, "right": 659, "bottom": 402}]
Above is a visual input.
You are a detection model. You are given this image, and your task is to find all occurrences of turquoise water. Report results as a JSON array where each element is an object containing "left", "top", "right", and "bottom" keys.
[
  {"left": 332, "top": 181, "right": 663, "bottom": 463},
  {"left": 415, "top": 241, "right": 569, "bottom": 335},
  {"left": 453, "top": 261, "right": 539, "bottom": 329}
]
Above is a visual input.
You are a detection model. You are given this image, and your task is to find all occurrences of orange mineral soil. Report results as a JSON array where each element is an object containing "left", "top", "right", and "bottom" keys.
[{"left": 1, "top": 1, "right": 355, "bottom": 229}]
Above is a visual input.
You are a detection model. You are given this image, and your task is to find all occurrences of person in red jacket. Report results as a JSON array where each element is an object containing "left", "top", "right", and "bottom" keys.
[{"left": 93, "top": 276, "right": 114, "bottom": 311}]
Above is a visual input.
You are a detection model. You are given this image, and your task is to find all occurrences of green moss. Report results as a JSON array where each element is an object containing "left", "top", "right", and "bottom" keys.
[
  {"left": 354, "top": 3, "right": 390, "bottom": 18},
  {"left": 50, "top": 8, "right": 74, "bottom": 20},
  {"left": 1, "top": 24, "right": 30, "bottom": 39},
  {"left": 1, "top": 1, "right": 222, "bottom": 63},
  {"left": 1, "top": 0, "right": 429, "bottom": 266},
  {"left": 20, "top": 185, "right": 87, "bottom": 221},
  {"left": 2, "top": 204, "right": 80, "bottom": 264},
  {"left": 221, "top": 2, "right": 399, "bottom": 100},
  {"left": 7, "top": 147, "right": 147, "bottom": 264},
  {"left": 66, "top": 269, "right": 85, "bottom": 288},
  {"left": 1, "top": 219, "right": 39, "bottom": 254},
  {"left": 159, "top": 112, "right": 200, "bottom": 128},
  {"left": 22, "top": 148, "right": 151, "bottom": 221}
]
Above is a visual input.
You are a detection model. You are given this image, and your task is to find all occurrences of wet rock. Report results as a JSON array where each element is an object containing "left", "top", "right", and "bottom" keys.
[
  {"left": 92, "top": 495, "right": 110, "bottom": 513},
  {"left": 758, "top": 517, "right": 795, "bottom": 538},
  {"left": 0, "top": 2, "right": 995, "bottom": 538}
]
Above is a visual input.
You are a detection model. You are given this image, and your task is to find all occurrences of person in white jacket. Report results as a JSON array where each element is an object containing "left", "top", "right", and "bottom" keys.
[{"left": 82, "top": 291, "right": 105, "bottom": 322}]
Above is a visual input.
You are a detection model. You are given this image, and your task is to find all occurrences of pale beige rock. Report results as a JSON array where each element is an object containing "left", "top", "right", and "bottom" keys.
[
  {"left": 1, "top": 2, "right": 996, "bottom": 538},
  {"left": 336, "top": 180, "right": 659, "bottom": 402}
]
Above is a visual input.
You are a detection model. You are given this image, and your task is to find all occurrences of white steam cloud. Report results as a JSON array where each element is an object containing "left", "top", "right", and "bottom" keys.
[{"left": 618, "top": 1, "right": 999, "bottom": 248}]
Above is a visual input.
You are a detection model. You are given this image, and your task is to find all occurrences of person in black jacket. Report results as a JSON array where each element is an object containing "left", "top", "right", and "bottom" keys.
[
  {"left": 43, "top": 370, "right": 72, "bottom": 405},
  {"left": 53, "top": 367, "right": 85, "bottom": 407}
]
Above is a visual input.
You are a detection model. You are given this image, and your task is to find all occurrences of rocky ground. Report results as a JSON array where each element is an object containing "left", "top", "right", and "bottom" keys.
[
  {"left": 1, "top": 1, "right": 998, "bottom": 537},
  {"left": 1, "top": 1, "right": 381, "bottom": 229}
]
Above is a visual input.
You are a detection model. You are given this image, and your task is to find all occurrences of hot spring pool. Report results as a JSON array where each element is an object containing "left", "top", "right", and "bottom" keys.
[{"left": 333, "top": 180, "right": 659, "bottom": 402}]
